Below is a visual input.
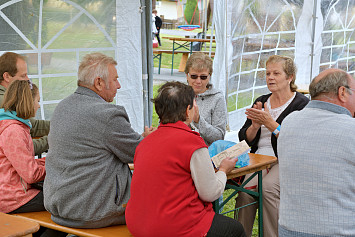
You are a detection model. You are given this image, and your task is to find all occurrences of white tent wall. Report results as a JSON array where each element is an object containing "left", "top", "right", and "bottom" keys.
[
  {"left": 0, "top": 0, "right": 146, "bottom": 133},
  {"left": 116, "top": 0, "right": 144, "bottom": 132},
  {"left": 214, "top": 0, "right": 355, "bottom": 133}
]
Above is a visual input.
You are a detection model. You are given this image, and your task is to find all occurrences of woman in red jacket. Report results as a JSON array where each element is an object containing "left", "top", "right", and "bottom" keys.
[{"left": 126, "top": 81, "right": 246, "bottom": 237}]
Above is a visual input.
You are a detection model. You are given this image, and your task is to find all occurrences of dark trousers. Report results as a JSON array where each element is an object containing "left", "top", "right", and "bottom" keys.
[
  {"left": 9, "top": 191, "right": 67, "bottom": 237},
  {"left": 156, "top": 29, "right": 161, "bottom": 46},
  {"left": 207, "top": 213, "right": 246, "bottom": 237},
  {"left": 10, "top": 191, "right": 46, "bottom": 214}
]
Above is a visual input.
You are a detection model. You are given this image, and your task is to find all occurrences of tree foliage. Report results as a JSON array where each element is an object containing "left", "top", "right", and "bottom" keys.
[{"left": 184, "top": 0, "right": 199, "bottom": 25}]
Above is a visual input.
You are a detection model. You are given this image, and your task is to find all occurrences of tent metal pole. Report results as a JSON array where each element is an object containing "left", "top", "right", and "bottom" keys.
[
  {"left": 310, "top": 0, "right": 318, "bottom": 84},
  {"left": 224, "top": 0, "right": 230, "bottom": 131},
  {"left": 141, "top": 0, "right": 153, "bottom": 127},
  {"left": 146, "top": 0, "right": 154, "bottom": 127}
]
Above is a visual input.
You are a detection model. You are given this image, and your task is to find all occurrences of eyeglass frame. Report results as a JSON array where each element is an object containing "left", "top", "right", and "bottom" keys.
[
  {"left": 27, "top": 79, "right": 33, "bottom": 90},
  {"left": 344, "top": 85, "right": 355, "bottom": 94},
  {"left": 188, "top": 73, "right": 210, "bottom": 80}
]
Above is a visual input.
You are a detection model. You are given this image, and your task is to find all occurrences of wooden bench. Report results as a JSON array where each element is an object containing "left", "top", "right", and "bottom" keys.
[
  {"left": 1, "top": 212, "right": 40, "bottom": 237},
  {"left": 13, "top": 211, "right": 132, "bottom": 237},
  {"left": 153, "top": 49, "right": 215, "bottom": 74}
]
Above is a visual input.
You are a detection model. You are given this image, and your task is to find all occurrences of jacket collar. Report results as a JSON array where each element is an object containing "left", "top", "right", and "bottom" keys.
[
  {"left": 0, "top": 84, "right": 6, "bottom": 93},
  {"left": 307, "top": 100, "right": 352, "bottom": 116},
  {"left": 0, "top": 108, "right": 32, "bottom": 128},
  {"left": 159, "top": 121, "right": 200, "bottom": 136},
  {"left": 75, "top": 86, "right": 106, "bottom": 102}
]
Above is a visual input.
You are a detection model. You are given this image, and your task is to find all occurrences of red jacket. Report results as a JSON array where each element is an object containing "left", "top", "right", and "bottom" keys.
[
  {"left": 126, "top": 121, "right": 214, "bottom": 237},
  {"left": 0, "top": 119, "right": 46, "bottom": 213}
]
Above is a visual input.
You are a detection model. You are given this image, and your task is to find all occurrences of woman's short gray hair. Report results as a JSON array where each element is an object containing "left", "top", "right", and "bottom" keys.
[
  {"left": 310, "top": 70, "right": 350, "bottom": 99},
  {"left": 78, "top": 53, "right": 117, "bottom": 87}
]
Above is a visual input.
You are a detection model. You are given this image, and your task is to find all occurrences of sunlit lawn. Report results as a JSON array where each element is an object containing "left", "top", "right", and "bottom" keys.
[
  {"left": 153, "top": 32, "right": 216, "bottom": 70},
  {"left": 223, "top": 189, "right": 259, "bottom": 237}
]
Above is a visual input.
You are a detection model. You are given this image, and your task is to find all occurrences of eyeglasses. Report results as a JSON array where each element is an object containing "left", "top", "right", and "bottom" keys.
[
  {"left": 345, "top": 85, "right": 355, "bottom": 94},
  {"left": 188, "top": 74, "right": 210, "bottom": 80},
  {"left": 27, "top": 80, "right": 33, "bottom": 90}
]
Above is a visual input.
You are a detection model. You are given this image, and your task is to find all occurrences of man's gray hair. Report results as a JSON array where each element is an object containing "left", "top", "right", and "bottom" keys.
[
  {"left": 78, "top": 52, "right": 117, "bottom": 87},
  {"left": 309, "top": 70, "right": 351, "bottom": 99}
]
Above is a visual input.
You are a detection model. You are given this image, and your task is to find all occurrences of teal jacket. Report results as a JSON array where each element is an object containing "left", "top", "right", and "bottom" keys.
[{"left": 0, "top": 85, "right": 50, "bottom": 155}]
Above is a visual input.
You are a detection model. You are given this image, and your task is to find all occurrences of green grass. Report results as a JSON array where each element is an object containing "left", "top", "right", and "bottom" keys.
[
  {"left": 223, "top": 189, "right": 259, "bottom": 237},
  {"left": 154, "top": 33, "right": 216, "bottom": 70},
  {"left": 227, "top": 91, "right": 265, "bottom": 112},
  {"left": 152, "top": 85, "right": 160, "bottom": 127}
]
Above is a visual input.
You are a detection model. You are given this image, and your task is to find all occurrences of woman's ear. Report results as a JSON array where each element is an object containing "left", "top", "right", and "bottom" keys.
[
  {"left": 185, "top": 105, "right": 190, "bottom": 119},
  {"left": 287, "top": 75, "right": 293, "bottom": 84}
]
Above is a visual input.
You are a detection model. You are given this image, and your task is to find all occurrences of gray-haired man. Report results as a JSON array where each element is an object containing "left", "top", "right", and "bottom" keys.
[
  {"left": 44, "top": 52, "right": 155, "bottom": 228},
  {"left": 278, "top": 68, "right": 355, "bottom": 236}
]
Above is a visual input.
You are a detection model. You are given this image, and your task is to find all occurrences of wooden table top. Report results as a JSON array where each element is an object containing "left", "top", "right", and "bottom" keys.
[
  {"left": 129, "top": 153, "right": 277, "bottom": 180},
  {"left": 163, "top": 36, "right": 216, "bottom": 43},
  {"left": 296, "top": 84, "right": 310, "bottom": 94},
  {"left": 0, "top": 212, "right": 40, "bottom": 237},
  {"left": 226, "top": 153, "right": 277, "bottom": 179}
]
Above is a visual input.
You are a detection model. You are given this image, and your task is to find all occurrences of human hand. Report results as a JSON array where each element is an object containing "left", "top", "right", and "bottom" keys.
[
  {"left": 246, "top": 101, "right": 262, "bottom": 129},
  {"left": 245, "top": 102, "right": 273, "bottom": 127},
  {"left": 141, "top": 126, "right": 157, "bottom": 137},
  {"left": 193, "top": 101, "right": 200, "bottom": 123},
  {"left": 218, "top": 157, "right": 238, "bottom": 174}
]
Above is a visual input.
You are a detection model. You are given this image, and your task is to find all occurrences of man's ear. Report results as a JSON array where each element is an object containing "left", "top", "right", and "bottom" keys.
[
  {"left": 338, "top": 86, "right": 348, "bottom": 103},
  {"left": 93, "top": 77, "right": 103, "bottom": 91},
  {"left": 2, "top": 72, "right": 11, "bottom": 83}
]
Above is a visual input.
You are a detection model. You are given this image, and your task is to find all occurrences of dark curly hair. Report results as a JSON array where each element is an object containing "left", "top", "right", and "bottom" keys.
[{"left": 152, "top": 81, "right": 195, "bottom": 124}]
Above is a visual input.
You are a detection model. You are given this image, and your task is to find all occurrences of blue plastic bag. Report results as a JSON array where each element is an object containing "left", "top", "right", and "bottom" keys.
[{"left": 208, "top": 140, "right": 250, "bottom": 168}]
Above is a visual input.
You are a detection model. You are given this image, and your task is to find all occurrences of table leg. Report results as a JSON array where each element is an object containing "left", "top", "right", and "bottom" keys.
[
  {"left": 158, "top": 53, "right": 162, "bottom": 74},
  {"left": 179, "top": 53, "right": 189, "bottom": 72},
  {"left": 171, "top": 41, "right": 175, "bottom": 75},
  {"left": 258, "top": 170, "right": 263, "bottom": 237}
]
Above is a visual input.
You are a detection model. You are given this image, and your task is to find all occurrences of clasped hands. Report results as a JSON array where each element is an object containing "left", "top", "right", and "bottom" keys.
[{"left": 245, "top": 101, "right": 276, "bottom": 131}]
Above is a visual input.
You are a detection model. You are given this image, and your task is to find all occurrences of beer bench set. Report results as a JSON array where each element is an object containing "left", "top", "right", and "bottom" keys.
[
  {"left": 153, "top": 49, "right": 215, "bottom": 74},
  {"left": 11, "top": 211, "right": 132, "bottom": 237}
]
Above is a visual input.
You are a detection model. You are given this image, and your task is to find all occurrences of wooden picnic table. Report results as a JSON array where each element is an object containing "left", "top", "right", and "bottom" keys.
[
  {"left": 296, "top": 84, "right": 310, "bottom": 94},
  {"left": 162, "top": 36, "right": 216, "bottom": 74}
]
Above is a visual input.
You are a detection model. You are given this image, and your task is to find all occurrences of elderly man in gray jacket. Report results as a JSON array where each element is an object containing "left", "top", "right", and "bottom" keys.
[
  {"left": 44, "top": 52, "right": 154, "bottom": 228},
  {"left": 278, "top": 68, "right": 355, "bottom": 236}
]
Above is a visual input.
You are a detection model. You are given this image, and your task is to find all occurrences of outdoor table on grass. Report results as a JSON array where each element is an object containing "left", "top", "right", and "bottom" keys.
[
  {"left": 162, "top": 36, "right": 216, "bottom": 74},
  {"left": 214, "top": 153, "right": 277, "bottom": 237}
]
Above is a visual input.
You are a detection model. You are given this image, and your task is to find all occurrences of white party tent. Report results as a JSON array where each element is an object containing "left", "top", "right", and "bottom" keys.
[{"left": 1, "top": 0, "right": 355, "bottom": 133}]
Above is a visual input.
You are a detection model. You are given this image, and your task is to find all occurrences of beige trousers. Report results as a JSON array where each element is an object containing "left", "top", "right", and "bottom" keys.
[{"left": 235, "top": 164, "right": 279, "bottom": 237}]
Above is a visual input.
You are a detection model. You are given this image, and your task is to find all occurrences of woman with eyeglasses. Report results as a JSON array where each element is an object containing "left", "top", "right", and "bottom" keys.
[
  {"left": 235, "top": 55, "right": 309, "bottom": 237},
  {"left": 184, "top": 52, "right": 227, "bottom": 146}
]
